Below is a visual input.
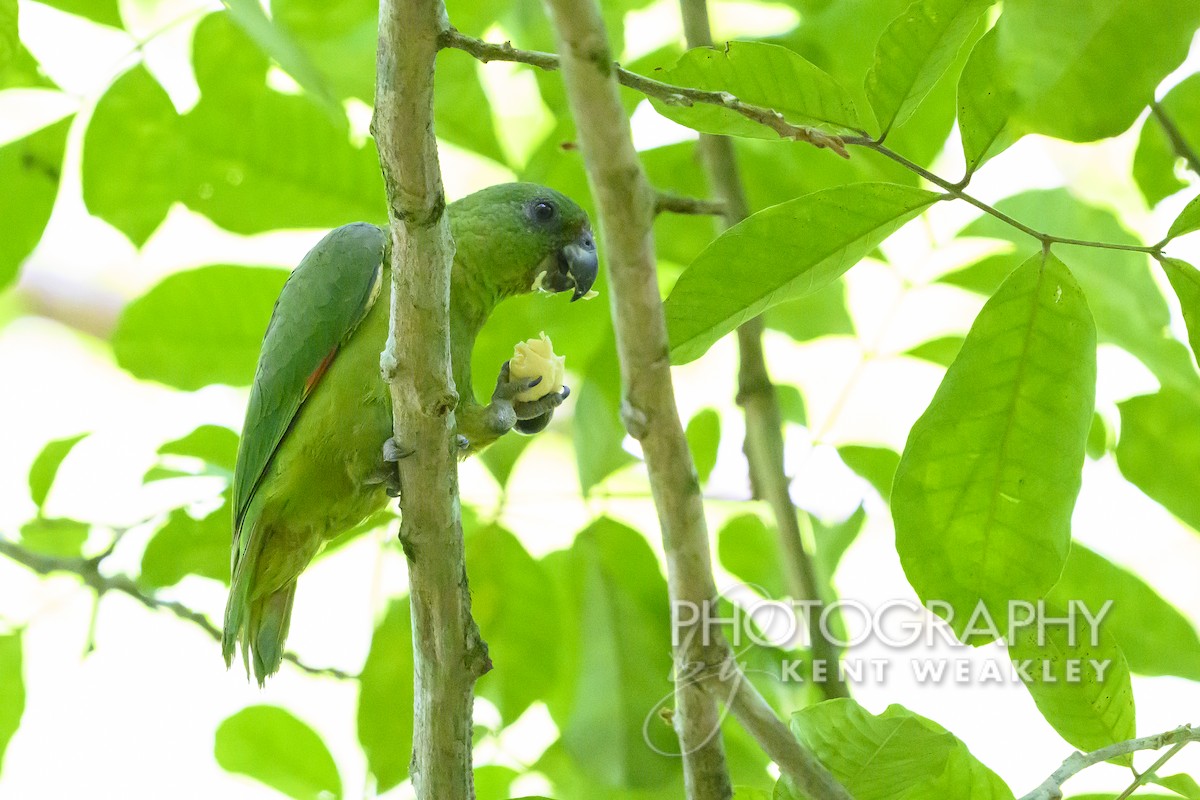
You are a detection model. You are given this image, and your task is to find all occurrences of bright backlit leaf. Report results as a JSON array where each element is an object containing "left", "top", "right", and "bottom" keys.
[
  {"left": 791, "top": 699, "right": 1013, "bottom": 799},
  {"left": 112, "top": 266, "right": 288, "bottom": 390},
  {"left": 357, "top": 598, "right": 414, "bottom": 793},
  {"left": 28, "top": 433, "right": 87, "bottom": 510},
  {"left": 1117, "top": 389, "right": 1200, "bottom": 533},
  {"left": 140, "top": 503, "right": 230, "bottom": 588},
  {"left": 1133, "top": 74, "right": 1200, "bottom": 208},
  {"left": 215, "top": 705, "right": 342, "bottom": 800},
  {"left": 1, "top": 116, "right": 70, "bottom": 288},
  {"left": 0, "top": 633, "right": 23, "bottom": 776},
  {"left": 648, "top": 42, "right": 863, "bottom": 138},
  {"left": 19, "top": 517, "right": 88, "bottom": 558},
  {"left": 1159, "top": 258, "right": 1200, "bottom": 368},
  {"left": 685, "top": 408, "right": 721, "bottom": 485},
  {"left": 1167, "top": 196, "right": 1200, "bottom": 241},
  {"left": 894, "top": 252, "right": 1096, "bottom": 642},
  {"left": 1009, "top": 607, "right": 1136, "bottom": 756},
  {"left": 718, "top": 513, "right": 787, "bottom": 600},
  {"left": 1048, "top": 543, "right": 1200, "bottom": 680},
  {"left": 158, "top": 425, "right": 240, "bottom": 475},
  {"left": 666, "top": 183, "right": 940, "bottom": 364},
  {"left": 957, "top": 28, "right": 1017, "bottom": 175},
  {"left": 865, "top": 0, "right": 995, "bottom": 136}
]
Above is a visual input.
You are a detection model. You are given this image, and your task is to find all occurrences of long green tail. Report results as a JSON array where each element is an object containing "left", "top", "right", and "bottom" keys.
[{"left": 223, "top": 531, "right": 297, "bottom": 687}]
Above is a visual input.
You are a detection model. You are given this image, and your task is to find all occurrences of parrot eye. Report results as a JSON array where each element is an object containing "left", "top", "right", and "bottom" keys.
[{"left": 530, "top": 200, "right": 558, "bottom": 224}]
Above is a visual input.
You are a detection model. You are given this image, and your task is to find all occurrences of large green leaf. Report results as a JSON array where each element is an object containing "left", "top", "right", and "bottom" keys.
[
  {"left": 547, "top": 518, "right": 679, "bottom": 789},
  {"left": 1159, "top": 258, "right": 1200, "bottom": 368},
  {"left": 158, "top": 425, "right": 240, "bottom": 475},
  {"left": 221, "top": 0, "right": 341, "bottom": 118},
  {"left": 1167, "top": 196, "right": 1200, "bottom": 241},
  {"left": 994, "top": 0, "right": 1200, "bottom": 142},
  {"left": 791, "top": 699, "right": 1014, "bottom": 800},
  {"left": 1009, "top": 607, "right": 1136, "bottom": 755},
  {"left": 894, "top": 252, "right": 1096, "bottom": 642},
  {"left": 466, "top": 525, "right": 561, "bottom": 724},
  {"left": 215, "top": 705, "right": 342, "bottom": 800},
  {"left": 0, "top": 632, "right": 23, "bottom": 776},
  {"left": 957, "top": 28, "right": 1018, "bottom": 176},
  {"left": 865, "top": 0, "right": 995, "bottom": 137},
  {"left": 666, "top": 183, "right": 941, "bottom": 364},
  {"left": 28, "top": 433, "right": 87, "bottom": 510},
  {"left": 1117, "top": 389, "right": 1200, "bottom": 533},
  {"left": 1048, "top": 543, "right": 1200, "bottom": 680},
  {"left": 0, "top": 116, "right": 70, "bottom": 288},
  {"left": 112, "top": 265, "right": 288, "bottom": 390},
  {"left": 648, "top": 42, "right": 863, "bottom": 138},
  {"left": 357, "top": 598, "right": 414, "bottom": 793},
  {"left": 82, "top": 66, "right": 180, "bottom": 246},
  {"left": 1133, "top": 74, "right": 1200, "bottom": 208},
  {"left": 139, "top": 503, "right": 230, "bottom": 588},
  {"left": 946, "top": 189, "right": 1200, "bottom": 394}
]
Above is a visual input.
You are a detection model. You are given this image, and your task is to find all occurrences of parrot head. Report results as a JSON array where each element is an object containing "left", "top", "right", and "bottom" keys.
[{"left": 449, "top": 182, "right": 598, "bottom": 302}]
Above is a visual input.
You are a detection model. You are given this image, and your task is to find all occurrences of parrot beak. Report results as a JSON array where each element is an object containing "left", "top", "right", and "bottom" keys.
[{"left": 550, "top": 227, "right": 598, "bottom": 301}]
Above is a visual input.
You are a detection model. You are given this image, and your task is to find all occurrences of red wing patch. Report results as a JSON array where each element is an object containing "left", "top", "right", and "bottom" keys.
[{"left": 304, "top": 347, "right": 339, "bottom": 396}]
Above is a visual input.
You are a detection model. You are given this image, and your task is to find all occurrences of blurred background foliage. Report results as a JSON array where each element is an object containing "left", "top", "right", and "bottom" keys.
[{"left": 1, "top": 0, "right": 1200, "bottom": 797}]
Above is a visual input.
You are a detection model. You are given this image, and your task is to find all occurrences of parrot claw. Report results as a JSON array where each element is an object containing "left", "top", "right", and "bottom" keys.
[
  {"left": 492, "top": 360, "right": 545, "bottom": 402},
  {"left": 382, "top": 437, "right": 414, "bottom": 463},
  {"left": 455, "top": 434, "right": 470, "bottom": 451},
  {"left": 513, "top": 384, "right": 570, "bottom": 421}
]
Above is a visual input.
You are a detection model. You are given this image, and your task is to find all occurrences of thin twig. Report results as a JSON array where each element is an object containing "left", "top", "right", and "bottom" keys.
[
  {"left": 1018, "top": 724, "right": 1199, "bottom": 800},
  {"left": 0, "top": 537, "right": 352, "bottom": 680},
  {"left": 439, "top": 28, "right": 852, "bottom": 156},
  {"left": 1150, "top": 101, "right": 1200, "bottom": 177},
  {"left": 655, "top": 192, "right": 728, "bottom": 217},
  {"left": 678, "top": 0, "right": 848, "bottom": 702},
  {"left": 373, "top": 1, "right": 485, "bottom": 798}
]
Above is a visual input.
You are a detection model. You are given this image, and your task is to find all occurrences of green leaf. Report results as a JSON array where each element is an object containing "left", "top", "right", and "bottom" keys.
[
  {"left": 466, "top": 525, "right": 561, "bottom": 724},
  {"left": 83, "top": 66, "right": 180, "bottom": 246},
  {"left": 473, "top": 765, "right": 518, "bottom": 800},
  {"left": 0, "top": 115, "right": 70, "bottom": 289},
  {"left": 1133, "top": 74, "right": 1200, "bottom": 207},
  {"left": 776, "top": 384, "right": 807, "bottom": 427},
  {"left": 865, "top": 0, "right": 995, "bottom": 137},
  {"left": 1153, "top": 774, "right": 1200, "bottom": 799},
  {"left": 994, "top": 0, "right": 1200, "bottom": 142},
  {"left": 718, "top": 513, "right": 787, "bottom": 599},
  {"left": 112, "top": 265, "right": 288, "bottom": 390},
  {"left": 357, "top": 598, "right": 413, "bottom": 792},
  {"left": 28, "top": 433, "right": 87, "bottom": 509},
  {"left": 1085, "top": 412, "right": 1111, "bottom": 460},
  {"left": 812, "top": 506, "right": 867, "bottom": 586},
  {"left": 479, "top": 433, "right": 533, "bottom": 490},
  {"left": 1168, "top": 196, "right": 1200, "bottom": 241},
  {"left": 0, "top": 0, "right": 16, "bottom": 73},
  {"left": 904, "top": 335, "right": 964, "bottom": 367},
  {"left": 0, "top": 632, "right": 24, "bottom": 775},
  {"left": 956, "top": 29, "right": 1017, "bottom": 175},
  {"left": 215, "top": 705, "right": 342, "bottom": 800},
  {"left": 666, "top": 183, "right": 941, "bottom": 364},
  {"left": 221, "top": 0, "right": 342, "bottom": 119},
  {"left": 1160, "top": 258, "right": 1200, "bottom": 369},
  {"left": 837, "top": 445, "right": 899, "bottom": 502},
  {"left": 791, "top": 698, "right": 1014, "bottom": 800},
  {"left": 1048, "top": 543, "right": 1200, "bottom": 680},
  {"left": 548, "top": 518, "right": 679, "bottom": 789},
  {"left": 1009, "top": 607, "right": 1136, "bottom": 755},
  {"left": 159, "top": 425, "right": 240, "bottom": 474},
  {"left": 573, "top": 339, "right": 636, "bottom": 495},
  {"left": 38, "top": 0, "right": 122, "bottom": 27},
  {"left": 19, "top": 517, "right": 88, "bottom": 558},
  {"left": 893, "top": 252, "right": 1096, "bottom": 642},
  {"left": 648, "top": 42, "right": 863, "bottom": 138},
  {"left": 269, "top": 0, "right": 376, "bottom": 102},
  {"left": 140, "top": 504, "right": 230, "bottom": 588},
  {"left": 685, "top": 409, "right": 721, "bottom": 485},
  {"left": 1117, "top": 389, "right": 1200, "bottom": 533},
  {"left": 764, "top": 278, "right": 855, "bottom": 344}
]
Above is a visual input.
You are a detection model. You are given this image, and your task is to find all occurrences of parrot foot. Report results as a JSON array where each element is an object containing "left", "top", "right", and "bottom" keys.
[
  {"left": 485, "top": 361, "right": 570, "bottom": 436},
  {"left": 368, "top": 437, "right": 414, "bottom": 498}
]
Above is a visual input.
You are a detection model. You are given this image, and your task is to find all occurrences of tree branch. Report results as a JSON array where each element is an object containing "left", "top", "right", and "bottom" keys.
[
  {"left": 0, "top": 537, "right": 352, "bottom": 680},
  {"left": 539, "top": 1, "right": 850, "bottom": 797},
  {"left": 372, "top": 2, "right": 486, "bottom": 798},
  {"left": 678, "top": 0, "right": 849, "bottom": 703},
  {"left": 656, "top": 192, "right": 728, "bottom": 217},
  {"left": 1019, "top": 724, "right": 1199, "bottom": 800},
  {"left": 1150, "top": 101, "right": 1200, "bottom": 178},
  {"left": 439, "top": 28, "right": 850, "bottom": 156}
]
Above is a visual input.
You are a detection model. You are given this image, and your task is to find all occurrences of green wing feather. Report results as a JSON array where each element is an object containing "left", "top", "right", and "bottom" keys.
[{"left": 231, "top": 223, "right": 386, "bottom": 544}]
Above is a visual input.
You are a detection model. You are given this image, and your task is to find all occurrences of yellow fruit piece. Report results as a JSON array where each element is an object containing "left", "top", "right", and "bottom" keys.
[{"left": 510, "top": 332, "right": 566, "bottom": 402}]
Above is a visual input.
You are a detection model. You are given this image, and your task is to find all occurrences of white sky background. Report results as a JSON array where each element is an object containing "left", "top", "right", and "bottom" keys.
[{"left": 2, "top": 0, "right": 1200, "bottom": 797}]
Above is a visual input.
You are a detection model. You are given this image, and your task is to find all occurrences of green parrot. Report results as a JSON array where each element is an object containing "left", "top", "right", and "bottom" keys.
[{"left": 223, "top": 183, "right": 597, "bottom": 685}]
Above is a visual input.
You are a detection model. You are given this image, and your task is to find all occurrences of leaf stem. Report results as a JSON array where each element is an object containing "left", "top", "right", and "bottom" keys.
[
  {"left": 0, "top": 536, "right": 352, "bottom": 680},
  {"left": 1018, "top": 724, "right": 1199, "bottom": 800}
]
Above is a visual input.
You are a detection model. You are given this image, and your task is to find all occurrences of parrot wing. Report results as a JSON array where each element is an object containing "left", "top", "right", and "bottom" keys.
[{"left": 231, "top": 223, "right": 387, "bottom": 548}]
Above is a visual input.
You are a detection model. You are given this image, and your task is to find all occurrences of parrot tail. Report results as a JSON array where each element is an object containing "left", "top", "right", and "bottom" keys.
[{"left": 223, "top": 526, "right": 299, "bottom": 687}]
